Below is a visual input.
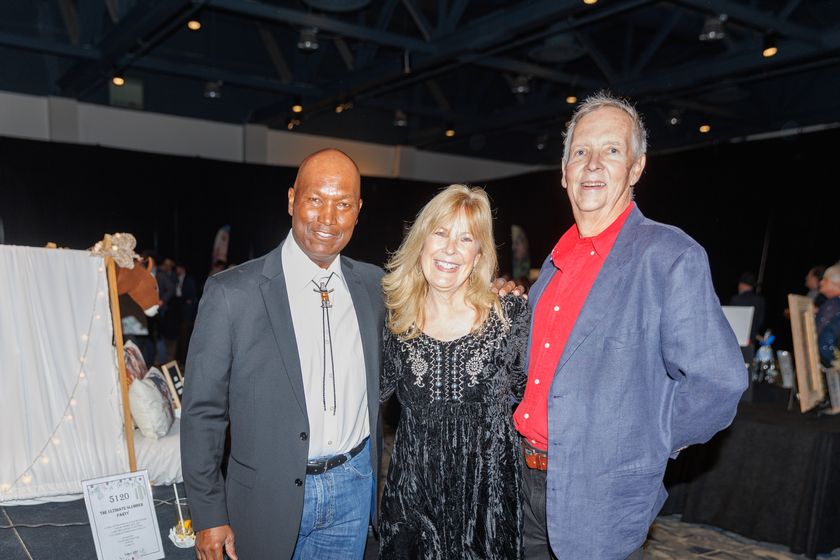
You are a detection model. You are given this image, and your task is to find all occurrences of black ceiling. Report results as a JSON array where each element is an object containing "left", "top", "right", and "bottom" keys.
[{"left": 1, "top": 0, "right": 839, "bottom": 164}]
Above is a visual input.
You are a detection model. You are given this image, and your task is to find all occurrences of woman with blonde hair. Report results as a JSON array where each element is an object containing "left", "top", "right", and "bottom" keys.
[{"left": 379, "top": 184, "right": 530, "bottom": 558}]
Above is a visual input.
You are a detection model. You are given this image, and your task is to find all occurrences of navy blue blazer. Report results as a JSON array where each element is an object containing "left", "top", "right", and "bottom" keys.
[{"left": 527, "top": 206, "right": 747, "bottom": 559}]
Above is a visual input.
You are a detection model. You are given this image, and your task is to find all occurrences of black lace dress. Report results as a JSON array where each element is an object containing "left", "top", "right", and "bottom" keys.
[{"left": 379, "top": 295, "right": 530, "bottom": 559}]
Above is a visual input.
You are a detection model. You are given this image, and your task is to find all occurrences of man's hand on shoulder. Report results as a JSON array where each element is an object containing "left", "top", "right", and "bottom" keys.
[
  {"left": 491, "top": 277, "right": 528, "bottom": 299},
  {"left": 196, "top": 524, "right": 237, "bottom": 560}
]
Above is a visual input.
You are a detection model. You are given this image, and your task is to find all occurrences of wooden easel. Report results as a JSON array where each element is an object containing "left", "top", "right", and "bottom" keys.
[{"left": 101, "top": 235, "right": 137, "bottom": 471}]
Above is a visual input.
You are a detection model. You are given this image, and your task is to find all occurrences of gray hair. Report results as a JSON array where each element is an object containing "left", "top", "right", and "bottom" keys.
[
  {"left": 824, "top": 264, "right": 840, "bottom": 283},
  {"left": 562, "top": 91, "right": 648, "bottom": 167}
]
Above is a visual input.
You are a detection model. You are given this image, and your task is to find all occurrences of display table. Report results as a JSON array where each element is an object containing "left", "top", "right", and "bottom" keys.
[{"left": 663, "top": 402, "right": 840, "bottom": 558}]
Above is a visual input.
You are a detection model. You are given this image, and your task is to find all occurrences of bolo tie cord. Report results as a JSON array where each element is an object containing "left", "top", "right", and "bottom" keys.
[{"left": 313, "top": 273, "right": 337, "bottom": 415}]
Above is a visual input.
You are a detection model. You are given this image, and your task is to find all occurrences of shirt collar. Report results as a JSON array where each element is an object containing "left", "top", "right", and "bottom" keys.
[
  {"left": 281, "top": 229, "right": 346, "bottom": 293},
  {"left": 551, "top": 202, "right": 634, "bottom": 270}
]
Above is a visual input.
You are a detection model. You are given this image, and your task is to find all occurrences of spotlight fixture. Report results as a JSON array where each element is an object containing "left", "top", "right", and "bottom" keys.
[
  {"left": 698, "top": 14, "right": 727, "bottom": 41},
  {"left": 393, "top": 110, "right": 408, "bottom": 127},
  {"left": 511, "top": 75, "right": 531, "bottom": 95},
  {"left": 667, "top": 109, "right": 682, "bottom": 126},
  {"left": 535, "top": 134, "right": 549, "bottom": 151},
  {"left": 291, "top": 98, "right": 303, "bottom": 113},
  {"left": 203, "top": 80, "right": 222, "bottom": 99},
  {"left": 565, "top": 95, "right": 577, "bottom": 104},
  {"left": 762, "top": 33, "right": 778, "bottom": 58},
  {"left": 112, "top": 74, "right": 125, "bottom": 87},
  {"left": 699, "top": 124, "right": 711, "bottom": 133},
  {"left": 444, "top": 125, "right": 456, "bottom": 138},
  {"left": 335, "top": 99, "right": 353, "bottom": 113},
  {"left": 297, "top": 27, "right": 319, "bottom": 51},
  {"left": 187, "top": 18, "right": 202, "bottom": 31},
  {"left": 583, "top": 0, "right": 598, "bottom": 4},
  {"left": 286, "top": 117, "right": 302, "bottom": 130}
]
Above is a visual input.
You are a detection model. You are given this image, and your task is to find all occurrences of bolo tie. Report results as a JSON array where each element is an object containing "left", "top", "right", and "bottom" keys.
[{"left": 312, "top": 272, "right": 337, "bottom": 415}]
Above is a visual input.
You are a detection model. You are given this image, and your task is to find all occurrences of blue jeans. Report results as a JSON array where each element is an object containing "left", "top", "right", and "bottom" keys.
[{"left": 292, "top": 439, "right": 373, "bottom": 560}]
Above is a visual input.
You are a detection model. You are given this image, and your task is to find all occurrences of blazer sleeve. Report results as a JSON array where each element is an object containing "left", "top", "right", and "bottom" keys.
[
  {"left": 180, "top": 277, "right": 234, "bottom": 531},
  {"left": 660, "top": 244, "right": 748, "bottom": 454}
]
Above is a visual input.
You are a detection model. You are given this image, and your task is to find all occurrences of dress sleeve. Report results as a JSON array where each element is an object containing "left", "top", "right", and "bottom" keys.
[
  {"left": 502, "top": 294, "right": 531, "bottom": 400},
  {"left": 381, "top": 326, "right": 402, "bottom": 402}
]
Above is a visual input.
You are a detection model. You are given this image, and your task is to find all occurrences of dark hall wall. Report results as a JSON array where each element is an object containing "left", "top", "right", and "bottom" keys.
[{"left": 1, "top": 130, "right": 838, "bottom": 351}]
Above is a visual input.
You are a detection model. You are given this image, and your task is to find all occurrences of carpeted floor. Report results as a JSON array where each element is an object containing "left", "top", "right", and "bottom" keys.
[
  {"left": 4, "top": 496, "right": 840, "bottom": 559},
  {"left": 3, "top": 474, "right": 839, "bottom": 559}
]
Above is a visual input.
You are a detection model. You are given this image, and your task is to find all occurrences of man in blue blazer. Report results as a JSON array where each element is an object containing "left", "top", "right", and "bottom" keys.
[
  {"left": 513, "top": 93, "right": 747, "bottom": 559},
  {"left": 182, "top": 149, "right": 384, "bottom": 560}
]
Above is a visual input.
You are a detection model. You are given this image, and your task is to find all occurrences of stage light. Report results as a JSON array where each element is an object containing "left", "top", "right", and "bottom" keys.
[
  {"left": 444, "top": 125, "right": 456, "bottom": 138},
  {"left": 393, "top": 110, "right": 408, "bottom": 127},
  {"left": 583, "top": 0, "right": 598, "bottom": 4},
  {"left": 699, "top": 124, "right": 711, "bottom": 133},
  {"left": 291, "top": 98, "right": 303, "bottom": 113},
  {"left": 187, "top": 19, "right": 201, "bottom": 31},
  {"left": 566, "top": 95, "right": 577, "bottom": 104},
  {"left": 762, "top": 34, "right": 778, "bottom": 58},
  {"left": 204, "top": 80, "right": 222, "bottom": 99},
  {"left": 667, "top": 109, "right": 682, "bottom": 126},
  {"left": 297, "top": 28, "right": 319, "bottom": 51},
  {"left": 699, "top": 14, "right": 727, "bottom": 41},
  {"left": 112, "top": 74, "right": 125, "bottom": 87},
  {"left": 511, "top": 75, "right": 530, "bottom": 95}
]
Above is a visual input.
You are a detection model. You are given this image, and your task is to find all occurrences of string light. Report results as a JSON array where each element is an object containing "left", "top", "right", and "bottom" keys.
[{"left": 1, "top": 266, "right": 106, "bottom": 498}]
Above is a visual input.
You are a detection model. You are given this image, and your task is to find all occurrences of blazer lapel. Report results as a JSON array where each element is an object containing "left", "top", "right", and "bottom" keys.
[
  {"left": 342, "top": 258, "right": 379, "bottom": 407},
  {"left": 260, "top": 246, "right": 307, "bottom": 416},
  {"left": 555, "top": 207, "right": 641, "bottom": 372}
]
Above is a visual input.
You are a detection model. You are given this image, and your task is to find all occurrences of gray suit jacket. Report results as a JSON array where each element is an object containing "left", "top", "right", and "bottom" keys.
[
  {"left": 181, "top": 244, "right": 384, "bottom": 560},
  {"left": 527, "top": 206, "right": 747, "bottom": 559}
]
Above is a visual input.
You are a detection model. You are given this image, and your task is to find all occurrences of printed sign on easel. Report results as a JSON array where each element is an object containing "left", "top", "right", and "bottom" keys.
[{"left": 82, "top": 470, "right": 164, "bottom": 560}]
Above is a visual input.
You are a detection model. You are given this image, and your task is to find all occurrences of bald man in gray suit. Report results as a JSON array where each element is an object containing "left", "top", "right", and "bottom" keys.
[{"left": 181, "top": 148, "right": 383, "bottom": 560}]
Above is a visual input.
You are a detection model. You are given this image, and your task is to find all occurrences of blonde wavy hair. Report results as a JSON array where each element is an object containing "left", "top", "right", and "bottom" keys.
[{"left": 383, "top": 184, "right": 502, "bottom": 339}]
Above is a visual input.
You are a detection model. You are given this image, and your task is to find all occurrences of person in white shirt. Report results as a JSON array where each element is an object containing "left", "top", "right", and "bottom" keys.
[{"left": 182, "top": 148, "right": 384, "bottom": 560}]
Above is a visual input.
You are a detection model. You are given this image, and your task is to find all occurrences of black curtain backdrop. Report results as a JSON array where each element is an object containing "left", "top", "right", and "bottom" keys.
[{"left": 1, "top": 130, "right": 838, "bottom": 351}]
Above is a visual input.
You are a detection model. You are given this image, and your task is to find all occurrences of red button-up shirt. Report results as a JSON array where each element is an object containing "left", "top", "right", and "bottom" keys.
[{"left": 513, "top": 203, "right": 634, "bottom": 450}]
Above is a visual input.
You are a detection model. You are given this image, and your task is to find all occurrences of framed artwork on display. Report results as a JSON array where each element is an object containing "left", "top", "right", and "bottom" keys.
[
  {"left": 160, "top": 361, "right": 183, "bottom": 410},
  {"left": 788, "top": 294, "right": 826, "bottom": 413}
]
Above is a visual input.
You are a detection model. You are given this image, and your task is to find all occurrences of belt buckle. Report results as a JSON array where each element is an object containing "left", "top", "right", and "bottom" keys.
[{"left": 521, "top": 441, "right": 548, "bottom": 471}]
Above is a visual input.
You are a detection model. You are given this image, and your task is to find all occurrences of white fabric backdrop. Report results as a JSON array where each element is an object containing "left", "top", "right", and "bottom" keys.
[{"left": 0, "top": 246, "right": 128, "bottom": 504}]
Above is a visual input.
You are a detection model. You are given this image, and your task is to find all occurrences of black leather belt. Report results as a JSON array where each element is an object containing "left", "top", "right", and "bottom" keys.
[{"left": 306, "top": 438, "right": 367, "bottom": 475}]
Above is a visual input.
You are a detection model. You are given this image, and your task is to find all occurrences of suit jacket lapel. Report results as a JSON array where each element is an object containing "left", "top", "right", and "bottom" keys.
[
  {"left": 342, "top": 257, "right": 379, "bottom": 411},
  {"left": 555, "top": 207, "right": 641, "bottom": 372},
  {"left": 260, "top": 246, "right": 307, "bottom": 416}
]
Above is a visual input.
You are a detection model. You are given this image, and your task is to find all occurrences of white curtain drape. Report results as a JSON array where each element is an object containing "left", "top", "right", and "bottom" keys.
[{"left": 0, "top": 246, "right": 128, "bottom": 504}]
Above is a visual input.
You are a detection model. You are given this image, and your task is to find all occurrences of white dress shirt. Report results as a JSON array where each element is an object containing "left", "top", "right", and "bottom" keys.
[{"left": 281, "top": 230, "right": 369, "bottom": 459}]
